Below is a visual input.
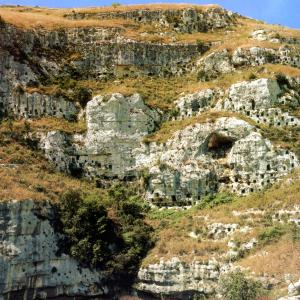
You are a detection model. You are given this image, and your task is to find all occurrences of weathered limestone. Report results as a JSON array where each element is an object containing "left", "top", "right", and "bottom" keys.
[
  {"left": 0, "top": 22, "right": 208, "bottom": 120},
  {"left": 176, "top": 78, "right": 300, "bottom": 128},
  {"left": 0, "top": 47, "right": 78, "bottom": 120},
  {"left": 251, "top": 29, "right": 300, "bottom": 45},
  {"left": 136, "top": 257, "right": 223, "bottom": 299},
  {"left": 0, "top": 200, "right": 108, "bottom": 299},
  {"left": 67, "top": 7, "right": 237, "bottom": 33},
  {"left": 219, "top": 78, "right": 300, "bottom": 127},
  {"left": 35, "top": 90, "right": 299, "bottom": 205},
  {"left": 175, "top": 88, "right": 223, "bottom": 118},
  {"left": 135, "top": 117, "right": 298, "bottom": 204},
  {"left": 38, "top": 93, "right": 161, "bottom": 179},
  {"left": 197, "top": 46, "right": 300, "bottom": 81}
]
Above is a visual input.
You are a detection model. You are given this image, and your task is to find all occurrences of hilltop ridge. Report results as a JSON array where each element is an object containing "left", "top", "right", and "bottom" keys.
[{"left": 0, "top": 4, "right": 300, "bottom": 300}]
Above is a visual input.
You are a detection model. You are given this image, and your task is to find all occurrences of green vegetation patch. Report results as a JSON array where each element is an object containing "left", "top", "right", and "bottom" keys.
[
  {"left": 58, "top": 184, "right": 153, "bottom": 287},
  {"left": 219, "top": 270, "right": 264, "bottom": 300}
]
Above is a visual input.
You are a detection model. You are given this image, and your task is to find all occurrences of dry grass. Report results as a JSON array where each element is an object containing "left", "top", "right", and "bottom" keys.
[
  {"left": 66, "top": 63, "right": 300, "bottom": 112},
  {"left": 0, "top": 4, "right": 219, "bottom": 30},
  {"left": 229, "top": 168, "right": 300, "bottom": 211},
  {"left": 0, "top": 7, "right": 134, "bottom": 29},
  {"left": 0, "top": 118, "right": 86, "bottom": 134},
  {"left": 0, "top": 132, "right": 97, "bottom": 202},
  {"left": 142, "top": 169, "right": 300, "bottom": 267},
  {"left": 61, "top": 4, "right": 220, "bottom": 14},
  {"left": 144, "top": 111, "right": 256, "bottom": 143},
  {"left": 198, "top": 17, "right": 300, "bottom": 55},
  {"left": 238, "top": 236, "right": 300, "bottom": 278}
]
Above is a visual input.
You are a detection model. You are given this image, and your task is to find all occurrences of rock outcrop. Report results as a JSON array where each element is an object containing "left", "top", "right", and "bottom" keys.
[
  {"left": 135, "top": 117, "right": 298, "bottom": 205},
  {"left": 38, "top": 93, "right": 161, "bottom": 179},
  {"left": 0, "top": 200, "right": 108, "bottom": 299},
  {"left": 67, "top": 6, "right": 237, "bottom": 33},
  {"left": 251, "top": 29, "right": 300, "bottom": 45},
  {"left": 136, "top": 258, "right": 223, "bottom": 299},
  {"left": 0, "top": 20, "right": 209, "bottom": 120},
  {"left": 0, "top": 4, "right": 300, "bottom": 299},
  {"left": 197, "top": 46, "right": 300, "bottom": 81},
  {"left": 176, "top": 77, "right": 300, "bottom": 128},
  {"left": 37, "top": 101, "right": 299, "bottom": 206}
]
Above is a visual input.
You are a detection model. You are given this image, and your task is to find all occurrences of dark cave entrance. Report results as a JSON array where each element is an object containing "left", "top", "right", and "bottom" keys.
[{"left": 207, "top": 133, "right": 235, "bottom": 159}]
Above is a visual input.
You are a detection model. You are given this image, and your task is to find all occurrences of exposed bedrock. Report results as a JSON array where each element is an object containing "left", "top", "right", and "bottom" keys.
[
  {"left": 135, "top": 117, "right": 298, "bottom": 205},
  {"left": 196, "top": 46, "right": 300, "bottom": 81},
  {"left": 176, "top": 77, "right": 300, "bottom": 127},
  {"left": 67, "top": 7, "right": 237, "bottom": 33},
  {"left": 35, "top": 93, "right": 298, "bottom": 206},
  {"left": 0, "top": 200, "right": 108, "bottom": 300},
  {"left": 0, "top": 22, "right": 207, "bottom": 120},
  {"left": 37, "top": 93, "right": 161, "bottom": 180}
]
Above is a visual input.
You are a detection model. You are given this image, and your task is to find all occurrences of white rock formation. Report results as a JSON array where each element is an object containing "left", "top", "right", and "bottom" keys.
[
  {"left": 176, "top": 78, "right": 300, "bottom": 128},
  {"left": 136, "top": 257, "right": 223, "bottom": 298},
  {"left": 197, "top": 46, "right": 300, "bottom": 80},
  {"left": 135, "top": 117, "right": 298, "bottom": 204}
]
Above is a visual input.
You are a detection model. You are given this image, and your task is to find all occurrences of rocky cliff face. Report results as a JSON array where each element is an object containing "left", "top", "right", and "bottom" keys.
[
  {"left": 0, "top": 200, "right": 108, "bottom": 300},
  {"left": 35, "top": 79, "right": 299, "bottom": 205},
  {"left": 67, "top": 6, "right": 236, "bottom": 33},
  {"left": 0, "top": 4, "right": 300, "bottom": 300}
]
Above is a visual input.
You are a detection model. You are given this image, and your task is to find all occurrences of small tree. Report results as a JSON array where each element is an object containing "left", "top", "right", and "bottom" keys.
[
  {"left": 219, "top": 270, "right": 263, "bottom": 300},
  {"left": 111, "top": 2, "right": 121, "bottom": 8}
]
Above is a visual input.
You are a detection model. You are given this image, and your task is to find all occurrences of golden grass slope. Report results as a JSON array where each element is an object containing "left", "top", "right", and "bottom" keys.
[{"left": 0, "top": 4, "right": 218, "bottom": 30}]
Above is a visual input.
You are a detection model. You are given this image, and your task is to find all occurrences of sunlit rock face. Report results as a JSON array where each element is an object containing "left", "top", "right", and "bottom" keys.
[
  {"left": 197, "top": 46, "right": 300, "bottom": 81},
  {"left": 37, "top": 93, "right": 161, "bottom": 180},
  {"left": 134, "top": 117, "right": 298, "bottom": 205},
  {"left": 66, "top": 7, "right": 237, "bottom": 34},
  {"left": 35, "top": 90, "right": 299, "bottom": 205},
  {"left": 176, "top": 77, "right": 300, "bottom": 128}
]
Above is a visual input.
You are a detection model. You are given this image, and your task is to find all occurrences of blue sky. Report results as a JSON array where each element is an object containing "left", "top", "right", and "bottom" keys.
[{"left": 0, "top": 0, "right": 299, "bottom": 29}]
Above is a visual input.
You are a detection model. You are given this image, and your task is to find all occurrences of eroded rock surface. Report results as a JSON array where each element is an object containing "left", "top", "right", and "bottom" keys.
[
  {"left": 176, "top": 77, "right": 300, "bottom": 127},
  {"left": 67, "top": 7, "right": 237, "bottom": 34},
  {"left": 197, "top": 46, "right": 300, "bottom": 81},
  {"left": 0, "top": 200, "right": 108, "bottom": 299},
  {"left": 135, "top": 117, "right": 298, "bottom": 205}
]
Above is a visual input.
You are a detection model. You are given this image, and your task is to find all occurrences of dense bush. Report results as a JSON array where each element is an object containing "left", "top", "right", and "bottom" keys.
[
  {"left": 219, "top": 270, "right": 264, "bottom": 300},
  {"left": 58, "top": 184, "right": 153, "bottom": 286},
  {"left": 197, "top": 193, "right": 234, "bottom": 209}
]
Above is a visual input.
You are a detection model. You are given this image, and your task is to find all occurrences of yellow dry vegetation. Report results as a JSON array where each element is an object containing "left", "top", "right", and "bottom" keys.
[
  {"left": 0, "top": 118, "right": 86, "bottom": 134},
  {"left": 0, "top": 6, "right": 134, "bottom": 29},
  {"left": 143, "top": 168, "right": 300, "bottom": 276},
  {"left": 0, "top": 4, "right": 219, "bottom": 30},
  {"left": 238, "top": 236, "right": 300, "bottom": 278},
  {"left": 46, "top": 63, "right": 300, "bottom": 112},
  {"left": 60, "top": 3, "right": 220, "bottom": 14},
  {"left": 144, "top": 111, "right": 256, "bottom": 143},
  {"left": 0, "top": 120, "right": 96, "bottom": 202}
]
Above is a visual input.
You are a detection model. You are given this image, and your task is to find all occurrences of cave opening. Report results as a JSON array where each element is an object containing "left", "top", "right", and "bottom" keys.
[{"left": 207, "top": 133, "right": 235, "bottom": 159}]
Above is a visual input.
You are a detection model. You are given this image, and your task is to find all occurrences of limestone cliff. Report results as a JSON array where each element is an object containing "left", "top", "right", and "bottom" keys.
[
  {"left": 0, "top": 4, "right": 300, "bottom": 300},
  {"left": 0, "top": 200, "right": 108, "bottom": 299}
]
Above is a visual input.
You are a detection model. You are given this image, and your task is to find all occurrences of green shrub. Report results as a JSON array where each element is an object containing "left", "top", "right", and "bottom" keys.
[
  {"left": 219, "top": 270, "right": 264, "bottom": 300},
  {"left": 197, "top": 193, "right": 234, "bottom": 209},
  {"left": 59, "top": 190, "right": 116, "bottom": 268},
  {"left": 0, "top": 15, "right": 5, "bottom": 27},
  {"left": 58, "top": 185, "right": 153, "bottom": 286},
  {"left": 111, "top": 2, "right": 121, "bottom": 8},
  {"left": 258, "top": 225, "right": 286, "bottom": 245},
  {"left": 196, "top": 39, "right": 205, "bottom": 48},
  {"left": 248, "top": 72, "right": 257, "bottom": 80},
  {"left": 291, "top": 224, "right": 300, "bottom": 243}
]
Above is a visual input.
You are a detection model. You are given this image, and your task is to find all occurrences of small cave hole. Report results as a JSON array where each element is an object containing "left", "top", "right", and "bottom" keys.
[{"left": 207, "top": 133, "right": 235, "bottom": 159}]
